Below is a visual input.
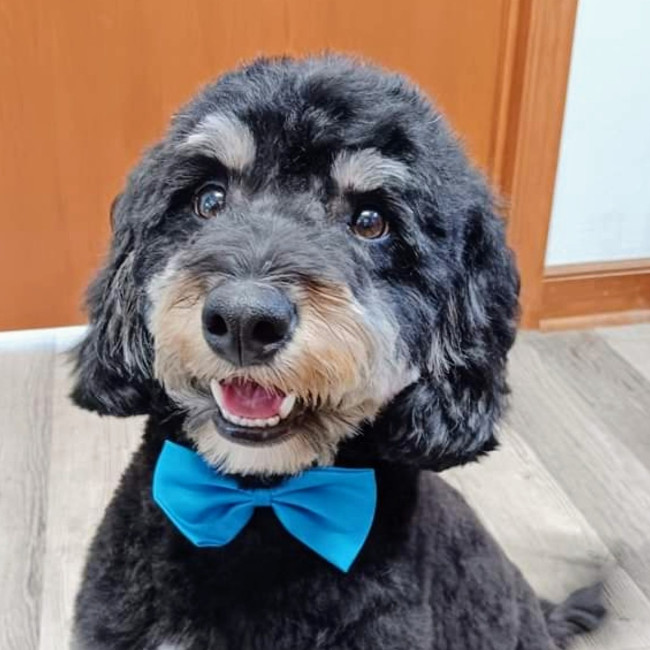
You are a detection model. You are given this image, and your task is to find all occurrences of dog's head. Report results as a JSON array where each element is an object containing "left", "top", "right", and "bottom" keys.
[{"left": 72, "top": 56, "right": 519, "bottom": 475}]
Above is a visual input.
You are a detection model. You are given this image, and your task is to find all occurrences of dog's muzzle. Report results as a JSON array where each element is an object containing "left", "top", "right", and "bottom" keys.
[{"left": 202, "top": 279, "right": 300, "bottom": 446}]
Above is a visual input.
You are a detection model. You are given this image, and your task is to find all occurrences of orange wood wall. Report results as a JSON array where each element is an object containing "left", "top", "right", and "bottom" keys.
[{"left": 0, "top": 0, "right": 513, "bottom": 330}]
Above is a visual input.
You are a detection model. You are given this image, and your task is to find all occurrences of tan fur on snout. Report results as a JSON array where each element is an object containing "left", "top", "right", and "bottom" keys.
[
  {"left": 280, "top": 282, "right": 376, "bottom": 406},
  {"left": 148, "top": 264, "right": 416, "bottom": 475}
]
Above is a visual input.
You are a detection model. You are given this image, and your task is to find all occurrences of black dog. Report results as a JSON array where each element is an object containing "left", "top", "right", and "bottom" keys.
[{"left": 71, "top": 55, "right": 604, "bottom": 649}]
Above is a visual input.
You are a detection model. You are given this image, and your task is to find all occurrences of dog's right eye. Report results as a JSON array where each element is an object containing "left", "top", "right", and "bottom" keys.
[{"left": 194, "top": 183, "right": 227, "bottom": 219}]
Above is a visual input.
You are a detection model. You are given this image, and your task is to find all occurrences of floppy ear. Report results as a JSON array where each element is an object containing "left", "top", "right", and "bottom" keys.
[
  {"left": 70, "top": 193, "right": 154, "bottom": 416},
  {"left": 369, "top": 189, "right": 519, "bottom": 471}
]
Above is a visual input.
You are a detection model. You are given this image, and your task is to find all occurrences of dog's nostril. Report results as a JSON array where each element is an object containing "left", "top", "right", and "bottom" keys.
[
  {"left": 251, "top": 319, "right": 286, "bottom": 346},
  {"left": 206, "top": 314, "right": 228, "bottom": 337}
]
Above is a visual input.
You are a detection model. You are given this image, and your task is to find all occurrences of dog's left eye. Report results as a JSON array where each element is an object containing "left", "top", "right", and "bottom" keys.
[
  {"left": 194, "top": 183, "right": 227, "bottom": 219},
  {"left": 350, "top": 208, "right": 389, "bottom": 240}
]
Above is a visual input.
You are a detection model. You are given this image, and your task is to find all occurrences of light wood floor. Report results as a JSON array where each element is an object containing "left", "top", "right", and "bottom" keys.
[{"left": 1, "top": 325, "right": 650, "bottom": 649}]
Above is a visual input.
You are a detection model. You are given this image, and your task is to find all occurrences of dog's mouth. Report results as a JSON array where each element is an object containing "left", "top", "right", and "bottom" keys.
[{"left": 209, "top": 378, "right": 300, "bottom": 446}]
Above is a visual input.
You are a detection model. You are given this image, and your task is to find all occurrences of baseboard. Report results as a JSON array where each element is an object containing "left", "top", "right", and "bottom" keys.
[
  {"left": 539, "top": 258, "right": 650, "bottom": 331},
  {"left": 0, "top": 324, "right": 88, "bottom": 352}
]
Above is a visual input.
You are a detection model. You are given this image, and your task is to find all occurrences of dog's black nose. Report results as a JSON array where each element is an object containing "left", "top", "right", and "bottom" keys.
[{"left": 202, "top": 281, "right": 296, "bottom": 366}]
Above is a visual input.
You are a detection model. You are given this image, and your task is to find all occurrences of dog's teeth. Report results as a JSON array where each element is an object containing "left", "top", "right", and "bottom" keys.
[
  {"left": 211, "top": 383, "right": 283, "bottom": 428},
  {"left": 210, "top": 380, "right": 224, "bottom": 408},
  {"left": 211, "top": 379, "right": 287, "bottom": 428},
  {"left": 279, "top": 394, "right": 296, "bottom": 419}
]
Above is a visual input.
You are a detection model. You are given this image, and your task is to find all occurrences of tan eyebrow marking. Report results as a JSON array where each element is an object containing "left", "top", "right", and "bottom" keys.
[
  {"left": 179, "top": 113, "right": 256, "bottom": 171},
  {"left": 331, "top": 148, "right": 410, "bottom": 192}
]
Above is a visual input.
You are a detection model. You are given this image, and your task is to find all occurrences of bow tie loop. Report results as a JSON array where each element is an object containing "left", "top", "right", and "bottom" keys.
[{"left": 153, "top": 441, "right": 376, "bottom": 572}]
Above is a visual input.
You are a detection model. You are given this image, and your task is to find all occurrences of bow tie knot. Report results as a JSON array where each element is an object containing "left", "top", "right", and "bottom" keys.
[
  {"left": 152, "top": 441, "right": 377, "bottom": 572},
  {"left": 250, "top": 489, "right": 273, "bottom": 507}
]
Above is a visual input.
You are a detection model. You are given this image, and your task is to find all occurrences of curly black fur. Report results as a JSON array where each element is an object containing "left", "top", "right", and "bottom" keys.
[{"left": 71, "top": 56, "right": 603, "bottom": 649}]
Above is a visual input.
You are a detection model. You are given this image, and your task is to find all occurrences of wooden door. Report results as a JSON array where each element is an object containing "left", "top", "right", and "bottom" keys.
[{"left": 0, "top": 0, "right": 522, "bottom": 330}]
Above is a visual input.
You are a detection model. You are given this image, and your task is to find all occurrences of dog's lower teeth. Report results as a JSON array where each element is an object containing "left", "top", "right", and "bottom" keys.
[{"left": 222, "top": 412, "right": 280, "bottom": 428}]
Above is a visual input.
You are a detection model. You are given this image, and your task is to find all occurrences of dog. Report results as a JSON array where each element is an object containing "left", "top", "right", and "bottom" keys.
[{"left": 71, "top": 55, "right": 604, "bottom": 649}]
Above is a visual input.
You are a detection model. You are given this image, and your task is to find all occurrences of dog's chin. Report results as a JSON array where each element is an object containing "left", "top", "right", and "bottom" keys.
[
  {"left": 211, "top": 410, "right": 297, "bottom": 446},
  {"left": 188, "top": 416, "right": 339, "bottom": 477},
  {"left": 181, "top": 378, "right": 358, "bottom": 477}
]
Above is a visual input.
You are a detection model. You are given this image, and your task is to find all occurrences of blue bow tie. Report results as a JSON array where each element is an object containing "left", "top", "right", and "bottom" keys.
[{"left": 152, "top": 441, "right": 376, "bottom": 572}]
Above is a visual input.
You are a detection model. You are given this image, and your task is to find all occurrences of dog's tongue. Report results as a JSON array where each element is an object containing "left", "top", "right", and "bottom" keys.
[{"left": 220, "top": 380, "right": 285, "bottom": 419}]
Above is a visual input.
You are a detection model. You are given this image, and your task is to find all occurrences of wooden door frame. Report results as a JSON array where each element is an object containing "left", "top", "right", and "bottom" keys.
[
  {"left": 492, "top": 0, "right": 579, "bottom": 329},
  {"left": 494, "top": 0, "right": 650, "bottom": 330}
]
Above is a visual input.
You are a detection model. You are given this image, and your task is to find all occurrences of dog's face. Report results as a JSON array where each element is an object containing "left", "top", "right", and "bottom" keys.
[{"left": 72, "top": 56, "right": 519, "bottom": 475}]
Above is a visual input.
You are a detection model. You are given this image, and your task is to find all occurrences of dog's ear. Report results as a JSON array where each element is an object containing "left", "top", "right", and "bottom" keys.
[
  {"left": 370, "top": 187, "right": 519, "bottom": 471},
  {"left": 70, "top": 191, "right": 154, "bottom": 416}
]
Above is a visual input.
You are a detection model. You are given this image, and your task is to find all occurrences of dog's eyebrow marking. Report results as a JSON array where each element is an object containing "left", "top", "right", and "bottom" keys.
[
  {"left": 180, "top": 113, "right": 256, "bottom": 171},
  {"left": 331, "top": 148, "right": 410, "bottom": 192}
]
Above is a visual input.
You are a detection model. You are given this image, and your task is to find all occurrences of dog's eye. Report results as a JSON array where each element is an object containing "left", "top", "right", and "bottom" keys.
[
  {"left": 194, "top": 183, "right": 227, "bottom": 219},
  {"left": 350, "top": 208, "right": 389, "bottom": 240}
]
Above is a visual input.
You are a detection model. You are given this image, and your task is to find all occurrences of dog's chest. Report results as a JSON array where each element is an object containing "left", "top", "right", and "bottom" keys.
[
  {"left": 156, "top": 591, "right": 433, "bottom": 650},
  {"left": 153, "top": 514, "right": 429, "bottom": 649}
]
